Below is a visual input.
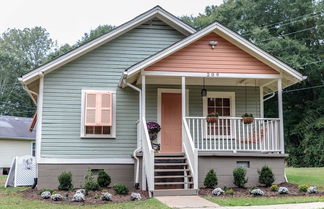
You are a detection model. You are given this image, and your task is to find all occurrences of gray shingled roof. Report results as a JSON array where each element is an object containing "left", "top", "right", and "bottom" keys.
[{"left": 0, "top": 116, "right": 35, "bottom": 140}]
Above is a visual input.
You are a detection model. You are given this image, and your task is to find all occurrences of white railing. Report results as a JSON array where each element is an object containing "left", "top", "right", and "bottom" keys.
[
  {"left": 186, "top": 116, "right": 281, "bottom": 153},
  {"left": 182, "top": 118, "right": 198, "bottom": 189},
  {"left": 141, "top": 117, "right": 154, "bottom": 193}
]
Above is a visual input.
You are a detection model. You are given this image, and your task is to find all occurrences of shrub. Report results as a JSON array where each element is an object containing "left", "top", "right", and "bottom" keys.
[
  {"left": 278, "top": 187, "right": 289, "bottom": 194},
  {"left": 130, "top": 192, "right": 141, "bottom": 201},
  {"left": 212, "top": 188, "right": 224, "bottom": 196},
  {"left": 250, "top": 189, "right": 264, "bottom": 196},
  {"left": 233, "top": 167, "right": 248, "bottom": 188},
  {"left": 58, "top": 171, "right": 73, "bottom": 191},
  {"left": 38, "top": 189, "right": 54, "bottom": 195},
  {"left": 101, "top": 192, "right": 112, "bottom": 201},
  {"left": 204, "top": 169, "right": 218, "bottom": 188},
  {"left": 97, "top": 170, "right": 111, "bottom": 187},
  {"left": 113, "top": 184, "right": 129, "bottom": 195},
  {"left": 84, "top": 169, "right": 100, "bottom": 191},
  {"left": 258, "top": 165, "right": 275, "bottom": 187},
  {"left": 270, "top": 184, "right": 279, "bottom": 191},
  {"left": 298, "top": 184, "right": 309, "bottom": 192},
  {"left": 225, "top": 188, "right": 234, "bottom": 195},
  {"left": 307, "top": 186, "right": 317, "bottom": 194}
]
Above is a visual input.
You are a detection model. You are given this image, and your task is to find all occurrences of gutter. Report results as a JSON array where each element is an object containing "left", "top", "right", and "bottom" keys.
[
  {"left": 124, "top": 80, "right": 142, "bottom": 188},
  {"left": 263, "top": 92, "right": 275, "bottom": 102}
]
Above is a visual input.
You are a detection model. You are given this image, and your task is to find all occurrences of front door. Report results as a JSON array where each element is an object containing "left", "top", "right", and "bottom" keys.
[{"left": 161, "top": 93, "right": 182, "bottom": 153}]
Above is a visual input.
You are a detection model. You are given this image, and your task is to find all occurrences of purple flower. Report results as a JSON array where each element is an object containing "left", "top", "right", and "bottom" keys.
[{"left": 147, "top": 122, "right": 161, "bottom": 133}]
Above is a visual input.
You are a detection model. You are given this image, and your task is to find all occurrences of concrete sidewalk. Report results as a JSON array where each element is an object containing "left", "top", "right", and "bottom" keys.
[{"left": 156, "top": 196, "right": 324, "bottom": 209}]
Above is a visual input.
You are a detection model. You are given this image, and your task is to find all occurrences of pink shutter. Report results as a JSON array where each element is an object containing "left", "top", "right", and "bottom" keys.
[
  {"left": 85, "top": 93, "right": 97, "bottom": 126},
  {"left": 97, "top": 92, "right": 112, "bottom": 126}
]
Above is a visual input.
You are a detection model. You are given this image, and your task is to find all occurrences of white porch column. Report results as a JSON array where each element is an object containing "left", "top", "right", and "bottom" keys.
[
  {"left": 259, "top": 86, "right": 264, "bottom": 118},
  {"left": 141, "top": 74, "right": 146, "bottom": 190},
  {"left": 181, "top": 77, "right": 186, "bottom": 118},
  {"left": 277, "top": 78, "right": 284, "bottom": 154}
]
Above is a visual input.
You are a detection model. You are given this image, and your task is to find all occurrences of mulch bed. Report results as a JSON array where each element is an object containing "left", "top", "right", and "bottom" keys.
[
  {"left": 20, "top": 188, "right": 149, "bottom": 205},
  {"left": 199, "top": 182, "right": 324, "bottom": 198}
]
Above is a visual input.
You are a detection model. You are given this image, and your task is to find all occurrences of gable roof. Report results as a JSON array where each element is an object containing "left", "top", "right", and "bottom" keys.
[
  {"left": 18, "top": 6, "right": 196, "bottom": 85},
  {"left": 123, "top": 21, "right": 306, "bottom": 88},
  {"left": 0, "top": 116, "right": 35, "bottom": 140}
]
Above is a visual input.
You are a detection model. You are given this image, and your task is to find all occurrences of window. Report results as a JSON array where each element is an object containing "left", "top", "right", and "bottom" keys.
[
  {"left": 237, "top": 161, "right": 250, "bottom": 168},
  {"left": 31, "top": 142, "right": 36, "bottom": 157},
  {"left": 81, "top": 90, "right": 116, "bottom": 138},
  {"left": 203, "top": 92, "right": 235, "bottom": 136}
]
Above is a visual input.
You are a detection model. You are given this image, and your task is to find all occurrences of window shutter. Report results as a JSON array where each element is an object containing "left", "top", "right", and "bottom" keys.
[
  {"left": 85, "top": 93, "right": 97, "bottom": 126},
  {"left": 98, "top": 92, "right": 112, "bottom": 126}
]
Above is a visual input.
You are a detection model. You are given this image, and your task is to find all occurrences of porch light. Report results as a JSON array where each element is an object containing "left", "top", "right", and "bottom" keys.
[
  {"left": 201, "top": 78, "right": 207, "bottom": 97},
  {"left": 209, "top": 40, "right": 218, "bottom": 49}
]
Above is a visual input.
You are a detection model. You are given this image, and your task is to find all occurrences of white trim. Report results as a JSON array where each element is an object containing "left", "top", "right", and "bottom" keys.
[
  {"left": 142, "top": 71, "right": 281, "bottom": 79},
  {"left": 80, "top": 89, "right": 117, "bottom": 138},
  {"left": 260, "top": 86, "right": 264, "bottom": 117},
  {"left": 157, "top": 88, "right": 189, "bottom": 143},
  {"left": 202, "top": 92, "right": 236, "bottom": 117},
  {"left": 36, "top": 75, "right": 43, "bottom": 162},
  {"left": 125, "top": 22, "right": 304, "bottom": 82},
  {"left": 37, "top": 158, "right": 134, "bottom": 164},
  {"left": 19, "top": 6, "right": 195, "bottom": 85}
]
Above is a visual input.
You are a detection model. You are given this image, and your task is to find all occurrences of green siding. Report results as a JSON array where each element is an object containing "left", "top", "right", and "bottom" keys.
[
  {"left": 41, "top": 18, "right": 185, "bottom": 158},
  {"left": 146, "top": 85, "right": 261, "bottom": 122}
]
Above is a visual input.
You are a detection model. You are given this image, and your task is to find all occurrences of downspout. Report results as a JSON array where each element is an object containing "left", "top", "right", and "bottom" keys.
[{"left": 124, "top": 80, "right": 142, "bottom": 189}]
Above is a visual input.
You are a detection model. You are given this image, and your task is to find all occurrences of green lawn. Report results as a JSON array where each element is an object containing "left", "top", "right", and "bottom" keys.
[
  {"left": 286, "top": 167, "right": 324, "bottom": 191},
  {"left": 205, "top": 196, "right": 324, "bottom": 206},
  {"left": 0, "top": 176, "right": 169, "bottom": 209}
]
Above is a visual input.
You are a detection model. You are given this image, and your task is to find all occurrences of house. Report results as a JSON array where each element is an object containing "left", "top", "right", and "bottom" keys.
[
  {"left": 19, "top": 6, "right": 305, "bottom": 196},
  {"left": 0, "top": 116, "right": 36, "bottom": 175}
]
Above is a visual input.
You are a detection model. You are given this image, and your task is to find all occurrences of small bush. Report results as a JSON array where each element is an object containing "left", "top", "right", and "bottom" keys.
[
  {"left": 97, "top": 170, "right": 111, "bottom": 187},
  {"left": 233, "top": 167, "right": 248, "bottom": 188},
  {"left": 258, "top": 165, "right": 275, "bottom": 187},
  {"left": 278, "top": 187, "right": 289, "bottom": 194},
  {"left": 298, "top": 184, "right": 309, "bottom": 192},
  {"left": 225, "top": 188, "right": 234, "bottom": 195},
  {"left": 204, "top": 169, "right": 218, "bottom": 188},
  {"left": 250, "top": 188, "right": 264, "bottom": 196},
  {"left": 38, "top": 189, "right": 54, "bottom": 195},
  {"left": 270, "top": 184, "right": 279, "bottom": 191},
  {"left": 58, "top": 171, "right": 73, "bottom": 191},
  {"left": 84, "top": 169, "right": 100, "bottom": 191},
  {"left": 212, "top": 188, "right": 224, "bottom": 196},
  {"left": 307, "top": 186, "right": 317, "bottom": 194},
  {"left": 113, "top": 184, "right": 129, "bottom": 195}
]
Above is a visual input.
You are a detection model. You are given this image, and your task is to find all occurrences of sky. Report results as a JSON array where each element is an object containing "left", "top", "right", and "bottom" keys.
[{"left": 1, "top": 0, "right": 223, "bottom": 46}]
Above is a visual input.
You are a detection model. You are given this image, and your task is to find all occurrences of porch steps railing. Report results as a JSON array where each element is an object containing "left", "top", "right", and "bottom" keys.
[{"left": 186, "top": 116, "right": 281, "bottom": 153}]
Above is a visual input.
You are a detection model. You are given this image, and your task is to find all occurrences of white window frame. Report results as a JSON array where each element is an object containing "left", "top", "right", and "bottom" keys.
[
  {"left": 202, "top": 92, "right": 236, "bottom": 117},
  {"left": 80, "top": 89, "right": 116, "bottom": 138}
]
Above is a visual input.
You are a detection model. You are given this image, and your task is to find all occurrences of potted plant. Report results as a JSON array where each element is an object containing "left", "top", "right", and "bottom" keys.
[
  {"left": 146, "top": 122, "right": 161, "bottom": 152},
  {"left": 242, "top": 113, "right": 254, "bottom": 124},
  {"left": 206, "top": 112, "right": 219, "bottom": 123}
]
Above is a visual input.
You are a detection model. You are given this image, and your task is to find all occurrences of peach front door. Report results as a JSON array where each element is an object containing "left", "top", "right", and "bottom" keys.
[{"left": 161, "top": 93, "right": 182, "bottom": 153}]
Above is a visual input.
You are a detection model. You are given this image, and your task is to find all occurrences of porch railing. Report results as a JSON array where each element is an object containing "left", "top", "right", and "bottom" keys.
[
  {"left": 186, "top": 116, "right": 281, "bottom": 153},
  {"left": 182, "top": 118, "right": 198, "bottom": 189},
  {"left": 141, "top": 117, "right": 154, "bottom": 194}
]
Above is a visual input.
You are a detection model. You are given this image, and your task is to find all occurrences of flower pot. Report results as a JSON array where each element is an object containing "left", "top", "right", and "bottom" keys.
[
  {"left": 149, "top": 132, "right": 158, "bottom": 141},
  {"left": 242, "top": 117, "right": 254, "bottom": 124},
  {"left": 206, "top": 116, "right": 218, "bottom": 123}
]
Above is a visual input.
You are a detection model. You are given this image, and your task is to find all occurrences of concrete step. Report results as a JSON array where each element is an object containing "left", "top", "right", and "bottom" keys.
[
  {"left": 153, "top": 189, "right": 198, "bottom": 196},
  {"left": 155, "top": 181, "right": 193, "bottom": 185}
]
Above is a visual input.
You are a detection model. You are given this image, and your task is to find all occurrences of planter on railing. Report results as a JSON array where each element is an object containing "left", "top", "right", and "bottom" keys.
[
  {"left": 206, "top": 112, "right": 219, "bottom": 124},
  {"left": 241, "top": 113, "right": 254, "bottom": 124}
]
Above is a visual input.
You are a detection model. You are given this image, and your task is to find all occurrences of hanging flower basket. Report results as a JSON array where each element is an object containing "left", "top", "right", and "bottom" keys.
[
  {"left": 206, "top": 112, "right": 219, "bottom": 123},
  {"left": 242, "top": 113, "right": 254, "bottom": 124}
]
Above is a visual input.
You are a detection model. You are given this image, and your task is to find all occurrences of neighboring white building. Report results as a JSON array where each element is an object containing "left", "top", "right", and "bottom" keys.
[{"left": 0, "top": 116, "right": 36, "bottom": 175}]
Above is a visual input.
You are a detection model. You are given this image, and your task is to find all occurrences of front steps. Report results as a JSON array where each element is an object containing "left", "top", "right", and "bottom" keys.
[{"left": 153, "top": 152, "right": 197, "bottom": 196}]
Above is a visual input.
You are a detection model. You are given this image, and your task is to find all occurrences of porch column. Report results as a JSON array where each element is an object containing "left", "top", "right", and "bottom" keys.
[
  {"left": 259, "top": 86, "right": 264, "bottom": 118},
  {"left": 277, "top": 78, "right": 284, "bottom": 154},
  {"left": 181, "top": 76, "right": 186, "bottom": 118},
  {"left": 141, "top": 75, "right": 146, "bottom": 119}
]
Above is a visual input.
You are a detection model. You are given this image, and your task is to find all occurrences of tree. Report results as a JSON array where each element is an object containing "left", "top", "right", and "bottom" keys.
[{"left": 181, "top": 0, "right": 324, "bottom": 167}]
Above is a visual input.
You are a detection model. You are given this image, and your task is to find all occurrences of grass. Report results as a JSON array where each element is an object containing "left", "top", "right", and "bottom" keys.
[
  {"left": 0, "top": 176, "right": 169, "bottom": 209},
  {"left": 205, "top": 196, "right": 324, "bottom": 206},
  {"left": 286, "top": 167, "right": 324, "bottom": 191}
]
